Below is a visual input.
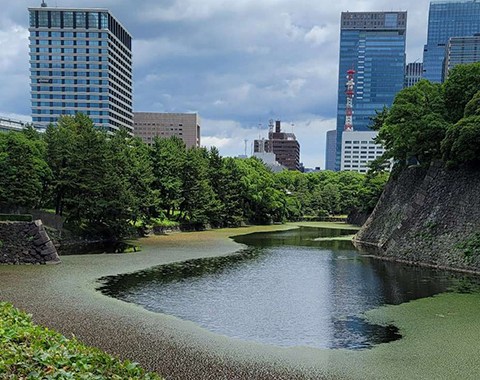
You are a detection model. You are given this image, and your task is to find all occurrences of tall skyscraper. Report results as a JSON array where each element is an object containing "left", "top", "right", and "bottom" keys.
[
  {"left": 335, "top": 11, "right": 407, "bottom": 171},
  {"left": 405, "top": 62, "right": 423, "bottom": 87},
  {"left": 443, "top": 34, "right": 480, "bottom": 81},
  {"left": 28, "top": 5, "right": 133, "bottom": 133},
  {"left": 423, "top": 0, "right": 480, "bottom": 83},
  {"left": 325, "top": 130, "right": 336, "bottom": 171}
]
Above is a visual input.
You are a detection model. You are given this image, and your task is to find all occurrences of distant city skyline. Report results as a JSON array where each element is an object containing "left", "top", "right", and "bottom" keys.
[{"left": 1, "top": 0, "right": 433, "bottom": 167}]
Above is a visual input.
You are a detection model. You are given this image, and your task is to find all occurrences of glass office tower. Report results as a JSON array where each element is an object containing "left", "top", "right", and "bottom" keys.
[
  {"left": 28, "top": 6, "right": 133, "bottom": 133},
  {"left": 423, "top": 0, "right": 480, "bottom": 83},
  {"left": 334, "top": 11, "right": 407, "bottom": 171}
]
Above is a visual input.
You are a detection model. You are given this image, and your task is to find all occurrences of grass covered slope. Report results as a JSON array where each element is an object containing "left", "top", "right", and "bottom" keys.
[{"left": 0, "top": 302, "right": 162, "bottom": 379}]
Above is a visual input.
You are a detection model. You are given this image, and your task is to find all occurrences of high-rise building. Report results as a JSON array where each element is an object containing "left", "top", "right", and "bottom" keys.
[
  {"left": 254, "top": 120, "right": 300, "bottom": 171},
  {"left": 133, "top": 112, "right": 201, "bottom": 148},
  {"left": 28, "top": 6, "right": 133, "bottom": 133},
  {"left": 443, "top": 34, "right": 480, "bottom": 81},
  {"left": 325, "top": 130, "right": 336, "bottom": 171},
  {"left": 334, "top": 11, "right": 407, "bottom": 171},
  {"left": 405, "top": 62, "right": 423, "bottom": 87},
  {"left": 340, "top": 131, "right": 388, "bottom": 173},
  {"left": 423, "top": 0, "right": 480, "bottom": 83}
]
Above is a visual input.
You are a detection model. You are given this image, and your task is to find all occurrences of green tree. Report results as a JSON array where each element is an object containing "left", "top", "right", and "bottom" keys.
[
  {"left": 0, "top": 132, "right": 50, "bottom": 208},
  {"left": 443, "top": 62, "right": 480, "bottom": 123},
  {"left": 374, "top": 80, "right": 449, "bottom": 168},
  {"left": 150, "top": 137, "right": 185, "bottom": 218}
]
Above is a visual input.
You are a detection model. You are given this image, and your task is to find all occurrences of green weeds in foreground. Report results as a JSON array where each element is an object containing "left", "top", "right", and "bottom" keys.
[{"left": 0, "top": 302, "right": 162, "bottom": 379}]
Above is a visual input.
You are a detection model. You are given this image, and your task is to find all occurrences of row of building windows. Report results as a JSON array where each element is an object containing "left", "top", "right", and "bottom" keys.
[
  {"left": 30, "top": 31, "right": 108, "bottom": 38},
  {"left": 31, "top": 48, "right": 108, "bottom": 54},
  {"left": 31, "top": 94, "right": 108, "bottom": 100},
  {"left": 30, "top": 10, "right": 108, "bottom": 30},
  {"left": 31, "top": 39, "right": 108, "bottom": 46},
  {"left": 30, "top": 55, "right": 108, "bottom": 62},
  {"left": 32, "top": 102, "right": 108, "bottom": 108},
  {"left": 32, "top": 79, "right": 108, "bottom": 85},
  {"left": 32, "top": 72, "right": 107, "bottom": 78},
  {"left": 31, "top": 86, "right": 108, "bottom": 93},
  {"left": 33, "top": 116, "right": 108, "bottom": 124},
  {"left": 31, "top": 63, "right": 108, "bottom": 69},
  {"left": 34, "top": 109, "right": 108, "bottom": 115}
]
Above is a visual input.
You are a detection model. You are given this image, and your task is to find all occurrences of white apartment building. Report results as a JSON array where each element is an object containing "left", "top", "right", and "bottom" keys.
[
  {"left": 28, "top": 6, "right": 133, "bottom": 133},
  {"left": 340, "top": 131, "right": 386, "bottom": 173}
]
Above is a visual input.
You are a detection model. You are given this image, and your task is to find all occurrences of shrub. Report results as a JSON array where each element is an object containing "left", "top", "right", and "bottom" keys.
[
  {"left": 0, "top": 302, "right": 163, "bottom": 379},
  {"left": 0, "top": 214, "right": 33, "bottom": 222}
]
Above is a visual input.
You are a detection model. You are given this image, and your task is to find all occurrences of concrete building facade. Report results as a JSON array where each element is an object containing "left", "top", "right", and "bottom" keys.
[
  {"left": 325, "top": 129, "right": 337, "bottom": 171},
  {"left": 254, "top": 120, "right": 300, "bottom": 171},
  {"left": 340, "top": 131, "right": 386, "bottom": 173},
  {"left": 133, "top": 112, "right": 201, "bottom": 148},
  {"left": 405, "top": 62, "right": 423, "bottom": 87},
  {"left": 0, "top": 116, "right": 45, "bottom": 134},
  {"left": 28, "top": 6, "right": 133, "bottom": 133},
  {"left": 335, "top": 11, "right": 407, "bottom": 171},
  {"left": 443, "top": 34, "right": 480, "bottom": 81}
]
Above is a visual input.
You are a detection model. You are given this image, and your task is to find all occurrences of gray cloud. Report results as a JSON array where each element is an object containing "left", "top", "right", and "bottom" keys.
[{"left": 0, "top": 0, "right": 430, "bottom": 167}]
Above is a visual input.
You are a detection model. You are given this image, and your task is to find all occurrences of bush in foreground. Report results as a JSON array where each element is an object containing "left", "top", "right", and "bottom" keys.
[{"left": 0, "top": 302, "right": 162, "bottom": 379}]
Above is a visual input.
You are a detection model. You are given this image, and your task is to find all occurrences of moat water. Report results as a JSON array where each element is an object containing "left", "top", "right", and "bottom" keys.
[{"left": 98, "top": 227, "right": 478, "bottom": 350}]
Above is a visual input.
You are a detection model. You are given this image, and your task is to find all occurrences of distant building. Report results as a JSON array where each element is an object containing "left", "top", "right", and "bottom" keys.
[
  {"left": 325, "top": 130, "right": 336, "bottom": 171},
  {"left": 253, "top": 138, "right": 286, "bottom": 172},
  {"left": 340, "top": 131, "right": 387, "bottom": 173},
  {"left": 443, "top": 34, "right": 480, "bottom": 81},
  {"left": 133, "top": 112, "right": 201, "bottom": 148},
  {"left": 28, "top": 6, "right": 133, "bottom": 133},
  {"left": 405, "top": 62, "right": 423, "bottom": 88},
  {"left": 423, "top": 0, "right": 480, "bottom": 83},
  {"left": 254, "top": 120, "right": 300, "bottom": 171},
  {"left": 0, "top": 116, "right": 45, "bottom": 134},
  {"left": 304, "top": 167, "right": 322, "bottom": 174},
  {"left": 335, "top": 11, "right": 407, "bottom": 171}
]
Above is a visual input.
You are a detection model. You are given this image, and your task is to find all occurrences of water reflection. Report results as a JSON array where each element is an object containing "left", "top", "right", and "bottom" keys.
[{"left": 98, "top": 227, "right": 479, "bottom": 350}]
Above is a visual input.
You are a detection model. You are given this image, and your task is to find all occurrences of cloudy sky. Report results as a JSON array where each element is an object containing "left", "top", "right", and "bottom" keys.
[{"left": 0, "top": 0, "right": 431, "bottom": 167}]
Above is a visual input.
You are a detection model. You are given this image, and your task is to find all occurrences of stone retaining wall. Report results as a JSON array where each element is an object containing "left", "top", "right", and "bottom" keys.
[
  {"left": 0, "top": 220, "right": 60, "bottom": 265},
  {"left": 354, "top": 162, "right": 480, "bottom": 272}
]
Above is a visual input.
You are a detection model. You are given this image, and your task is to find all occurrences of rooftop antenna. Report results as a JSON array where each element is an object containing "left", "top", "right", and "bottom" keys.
[{"left": 41, "top": 0, "right": 48, "bottom": 7}]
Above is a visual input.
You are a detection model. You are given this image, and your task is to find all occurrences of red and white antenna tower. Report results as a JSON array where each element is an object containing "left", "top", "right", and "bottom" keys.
[{"left": 344, "top": 68, "right": 355, "bottom": 132}]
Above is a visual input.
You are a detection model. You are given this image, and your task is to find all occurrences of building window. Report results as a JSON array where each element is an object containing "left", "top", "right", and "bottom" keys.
[
  {"left": 88, "top": 12, "right": 99, "bottom": 29},
  {"left": 51, "top": 11, "right": 61, "bottom": 27},
  {"left": 76, "top": 12, "right": 87, "bottom": 28},
  {"left": 29, "top": 11, "right": 36, "bottom": 27},
  {"left": 100, "top": 13, "right": 108, "bottom": 29},
  {"left": 38, "top": 11, "right": 48, "bottom": 27},
  {"left": 64, "top": 12, "right": 74, "bottom": 27}
]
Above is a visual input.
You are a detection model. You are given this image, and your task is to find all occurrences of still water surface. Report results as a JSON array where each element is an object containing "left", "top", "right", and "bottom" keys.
[{"left": 98, "top": 227, "right": 476, "bottom": 350}]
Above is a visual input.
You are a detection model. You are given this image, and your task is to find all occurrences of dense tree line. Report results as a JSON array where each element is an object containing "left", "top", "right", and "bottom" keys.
[
  {"left": 0, "top": 113, "right": 387, "bottom": 238},
  {"left": 371, "top": 62, "right": 480, "bottom": 172}
]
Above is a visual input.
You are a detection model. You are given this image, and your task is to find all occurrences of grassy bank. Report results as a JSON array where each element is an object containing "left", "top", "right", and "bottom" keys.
[{"left": 0, "top": 302, "right": 162, "bottom": 379}]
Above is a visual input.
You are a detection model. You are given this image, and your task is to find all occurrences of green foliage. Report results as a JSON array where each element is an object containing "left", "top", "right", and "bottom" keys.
[
  {"left": 0, "top": 214, "right": 33, "bottom": 222},
  {"left": 441, "top": 92, "right": 480, "bottom": 168},
  {"left": 0, "top": 302, "right": 162, "bottom": 379},
  {"left": 372, "top": 63, "right": 480, "bottom": 170},
  {"left": 443, "top": 62, "right": 480, "bottom": 123},
  {"left": 0, "top": 114, "right": 390, "bottom": 237},
  {"left": 0, "top": 131, "right": 51, "bottom": 208},
  {"left": 456, "top": 232, "right": 480, "bottom": 265},
  {"left": 373, "top": 80, "right": 448, "bottom": 168}
]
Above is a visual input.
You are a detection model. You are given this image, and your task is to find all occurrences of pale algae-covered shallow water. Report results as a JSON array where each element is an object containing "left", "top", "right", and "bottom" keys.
[
  {"left": 98, "top": 226, "right": 479, "bottom": 351},
  {"left": 2, "top": 222, "right": 480, "bottom": 380}
]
